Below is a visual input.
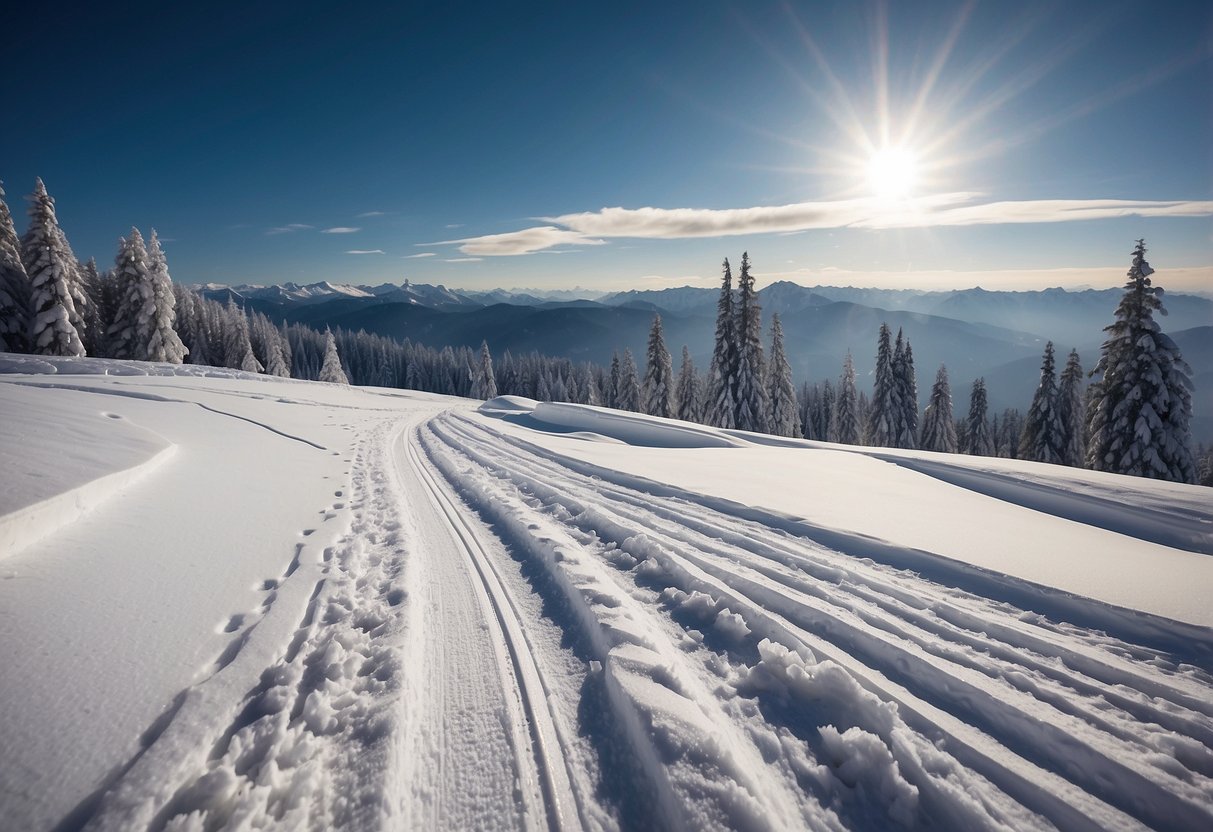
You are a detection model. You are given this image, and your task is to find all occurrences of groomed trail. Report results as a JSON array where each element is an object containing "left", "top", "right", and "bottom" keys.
[{"left": 2, "top": 364, "right": 1212, "bottom": 831}]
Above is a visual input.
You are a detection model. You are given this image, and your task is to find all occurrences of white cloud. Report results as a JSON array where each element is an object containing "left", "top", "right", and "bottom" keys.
[
  {"left": 322, "top": 226, "right": 360, "bottom": 234},
  {"left": 755, "top": 264, "right": 1213, "bottom": 292},
  {"left": 439, "top": 226, "right": 606, "bottom": 256},
  {"left": 403, "top": 252, "right": 436, "bottom": 259},
  {"left": 265, "top": 223, "right": 314, "bottom": 235},
  {"left": 444, "top": 223, "right": 464, "bottom": 229},
  {"left": 345, "top": 249, "right": 384, "bottom": 255},
  {"left": 444, "top": 257, "right": 483, "bottom": 263},
  {"left": 440, "top": 195, "right": 1213, "bottom": 255},
  {"left": 357, "top": 211, "right": 386, "bottom": 218}
]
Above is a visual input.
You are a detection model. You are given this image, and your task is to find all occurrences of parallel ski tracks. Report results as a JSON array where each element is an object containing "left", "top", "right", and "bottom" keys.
[
  {"left": 402, "top": 423, "right": 585, "bottom": 832},
  {"left": 427, "top": 411, "right": 1213, "bottom": 832}
]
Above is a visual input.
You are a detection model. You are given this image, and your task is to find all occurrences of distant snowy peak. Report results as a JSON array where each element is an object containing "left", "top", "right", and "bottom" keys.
[{"left": 193, "top": 280, "right": 481, "bottom": 308}]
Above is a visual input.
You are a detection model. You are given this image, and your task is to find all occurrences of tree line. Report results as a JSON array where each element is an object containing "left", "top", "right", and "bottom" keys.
[{"left": 0, "top": 179, "right": 1204, "bottom": 483}]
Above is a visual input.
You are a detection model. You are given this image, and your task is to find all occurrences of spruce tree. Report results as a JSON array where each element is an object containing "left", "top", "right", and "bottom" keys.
[
  {"left": 20, "top": 179, "right": 84, "bottom": 356},
  {"left": 143, "top": 230, "right": 188, "bottom": 363},
  {"left": 706, "top": 258, "right": 739, "bottom": 428},
  {"left": 832, "top": 352, "right": 861, "bottom": 445},
  {"left": 1086, "top": 241, "right": 1194, "bottom": 482},
  {"left": 767, "top": 314, "right": 800, "bottom": 437},
  {"left": 617, "top": 349, "right": 641, "bottom": 412},
  {"left": 965, "top": 378, "right": 993, "bottom": 456},
  {"left": 473, "top": 340, "right": 497, "bottom": 399},
  {"left": 920, "top": 364, "right": 958, "bottom": 453},
  {"left": 868, "top": 323, "right": 896, "bottom": 446},
  {"left": 318, "top": 328, "right": 349, "bottom": 383},
  {"left": 77, "top": 257, "right": 106, "bottom": 355},
  {"left": 674, "top": 346, "right": 702, "bottom": 423},
  {"left": 1058, "top": 349, "right": 1085, "bottom": 468},
  {"left": 607, "top": 352, "right": 621, "bottom": 408},
  {"left": 734, "top": 252, "right": 770, "bottom": 432},
  {"left": 107, "top": 230, "right": 152, "bottom": 360},
  {"left": 894, "top": 337, "right": 919, "bottom": 448},
  {"left": 0, "top": 181, "right": 32, "bottom": 353},
  {"left": 641, "top": 314, "right": 675, "bottom": 417},
  {"left": 1019, "top": 341, "right": 1065, "bottom": 464}
]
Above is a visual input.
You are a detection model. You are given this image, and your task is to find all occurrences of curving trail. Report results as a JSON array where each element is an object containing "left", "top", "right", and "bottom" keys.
[
  {"left": 7, "top": 370, "right": 1210, "bottom": 831},
  {"left": 419, "top": 409, "right": 1213, "bottom": 832}
]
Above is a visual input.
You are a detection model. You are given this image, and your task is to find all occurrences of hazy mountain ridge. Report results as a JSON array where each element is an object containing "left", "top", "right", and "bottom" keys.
[{"left": 191, "top": 278, "right": 1211, "bottom": 441}]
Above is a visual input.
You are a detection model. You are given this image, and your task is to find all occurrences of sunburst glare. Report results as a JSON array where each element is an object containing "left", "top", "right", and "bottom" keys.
[{"left": 866, "top": 146, "right": 919, "bottom": 199}]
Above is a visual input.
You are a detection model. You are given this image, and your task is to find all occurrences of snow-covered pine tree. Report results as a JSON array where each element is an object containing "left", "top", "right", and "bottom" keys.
[
  {"left": 641, "top": 314, "right": 675, "bottom": 417},
  {"left": 607, "top": 352, "right": 621, "bottom": 409},
  {"left": 107, "top": 231, "right": 149, "bottom": 359},
  {"left": 142, "top": 230, "right": 187, "bottom": 363},
  {"left": 263, "top": 331, "right": 291, "bottom": 377},
  {"left": 706, "top": 258, "right": 738, "bottom": 428},
  {"left": 1019, "top": 341, "right": 1065, "bottom": 464},
  {"left": 867, "top": 323, "right": 896, "bottom": 446},
  {"left": 617, "top": 349, "right": 641, "bottom": 412},
  {"left": 318, "top": 328, "right": 349, "bottom": 383},
  {"left": 857, "top": 390, "right": 871, "bottom": 445},
  {"left": 1086, "top": 241, "right": 1194, "bottom": 482},
  {"left": 798, "top": 382, "right": 813, "bottom": 439},
  {"left": 920, "top": 364, "right": 957, "bottom": 453},
  {"left": 815, "top": 380, "right": 834, "bottom": 441},
  {"left": 76, "top": 257, "right": 106, "bottom": 355},
  {"left": 220, "top": 300, "right": 262, "bottom": 372},
  {"left": 965, "top": 378, "right": 993, "bottom": 456},
  {"left": 831, "top": 352, "right": 861, "bottom": 445},
  {"left": 473, "top": 340, "right": 498, "bottom": 400},
  {"left": 734, "top": 252, "right": 769, "bottom": 433},
  {"left": 20, "top": 179, "right": 84, "bottom": 356},
  {"left": 0, "top": 181, "right": 31, "bottom": 352},
  {"left": 895, "top": 338, "right": 919, "bottom": 448},
  {"left": 766, "top": 314, "right": 799, "bottom": 437},
  {"left": 1058, "top": 349, "right": 1085, "bottom": 467},
  {"left": 674, "top": 346, "right": 702, "bottom": 423}
]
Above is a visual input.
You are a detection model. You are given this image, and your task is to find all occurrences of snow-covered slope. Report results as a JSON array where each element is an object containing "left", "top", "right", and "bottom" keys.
[{"left": 1, "top": 357, "right": 1211, "bottom": 831}]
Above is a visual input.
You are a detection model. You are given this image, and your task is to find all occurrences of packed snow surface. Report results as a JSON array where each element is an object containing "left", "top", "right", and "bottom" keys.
[{"left": 1, "top": 355, "right": 1211, "bottom": 832}]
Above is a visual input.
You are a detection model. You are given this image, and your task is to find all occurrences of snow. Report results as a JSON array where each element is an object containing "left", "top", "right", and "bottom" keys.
[
  {"left": 478, "top": 397, "right": 1213, "bottom": 628},
  {"left": 2, "top": 356, "right": 1212, "bottom": 831}
]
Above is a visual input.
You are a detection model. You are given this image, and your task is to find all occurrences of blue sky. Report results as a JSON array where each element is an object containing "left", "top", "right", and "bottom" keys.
[{"left": 2, "top": 0, "right": 1210, "bottom": 291}]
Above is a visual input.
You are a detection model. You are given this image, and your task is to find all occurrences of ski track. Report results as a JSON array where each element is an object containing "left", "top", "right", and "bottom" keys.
[
  {"left": 421, "top": 410, "right": 1213, "bottom": 831},
  {"left": 31, "top": 397, "right": 1213, "bottom": 831}
]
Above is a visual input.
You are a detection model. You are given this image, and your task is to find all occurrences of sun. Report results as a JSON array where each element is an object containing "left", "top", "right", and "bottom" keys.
[{"left": 867, "top": 147, "right": 919, "bottom": 199}]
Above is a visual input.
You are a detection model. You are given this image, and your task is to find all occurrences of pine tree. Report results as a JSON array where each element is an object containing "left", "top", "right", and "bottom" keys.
[
  {"left": 832, "top": 353, "right": 862, "bottom": 445},
  {"left": 734, "top": 252, "right": 770, "bottom": 432},
  {"left": 0, "top": 181, "right": 32, "bottom": 353},
  {"left": 607, "top": 352, "right": 621, "bottom": 409},
  {"left": 868, "top": 323, "right": 896, "bottom": 446},
  {"left": 107, "top": 230, "right": 152, "bottom": 359},
  {"left": 318, "top": 328, "right": 349, "bottom": 383},
  {"left": 894, "top": 337, "right": 919, "bottom": 448},
  {"left": 77, "top": 257, "right": 105, "bottom": 355},
  {"left": 965, "top": 378, "right": 993, "bottom": 456},
  {"left": 20, "top": 179, "right": 84, "bottom": 356},
  {"left": 642, "top": 314, "right": 675, "bottom": 417},
  {"left": 1019, "top": 341, "right": 1065, "bottom": 464},
  {"left": 473, "top": 340, "right": 498, "bottom": 399},
  {"left": 1086, "top": 241, "right": 1194, "bottom": 482},
  {"left": 766, "top": 314, "right": 800, "bottom": 437},
  {"left": 920, "top": 364, "right": 957, "bottom": 453},
  {"left": 1058, "top": 349, "right": 1085, "bottom": 468},
  {"left": 617, "top": 349, "right": 641, "bottom": 412},
  {"left": 706, "top": 258, "right": 739, "bottom": 428},
  {"left": 142, "top": 230, "right": 187, "bottom": 363},
  {"left": 674, "top": 346, "right": 702, "bottom": 423}
]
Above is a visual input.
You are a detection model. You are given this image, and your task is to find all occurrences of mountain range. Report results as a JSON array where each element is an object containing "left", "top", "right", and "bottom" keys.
[{"left": 195, "top": 279, "right": 1213, "bottom": 442}]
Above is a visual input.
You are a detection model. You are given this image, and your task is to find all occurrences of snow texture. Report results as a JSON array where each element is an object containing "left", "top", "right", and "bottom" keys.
[{"left": 1, "top": 356, "right": 1211, "bottom": 832}]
